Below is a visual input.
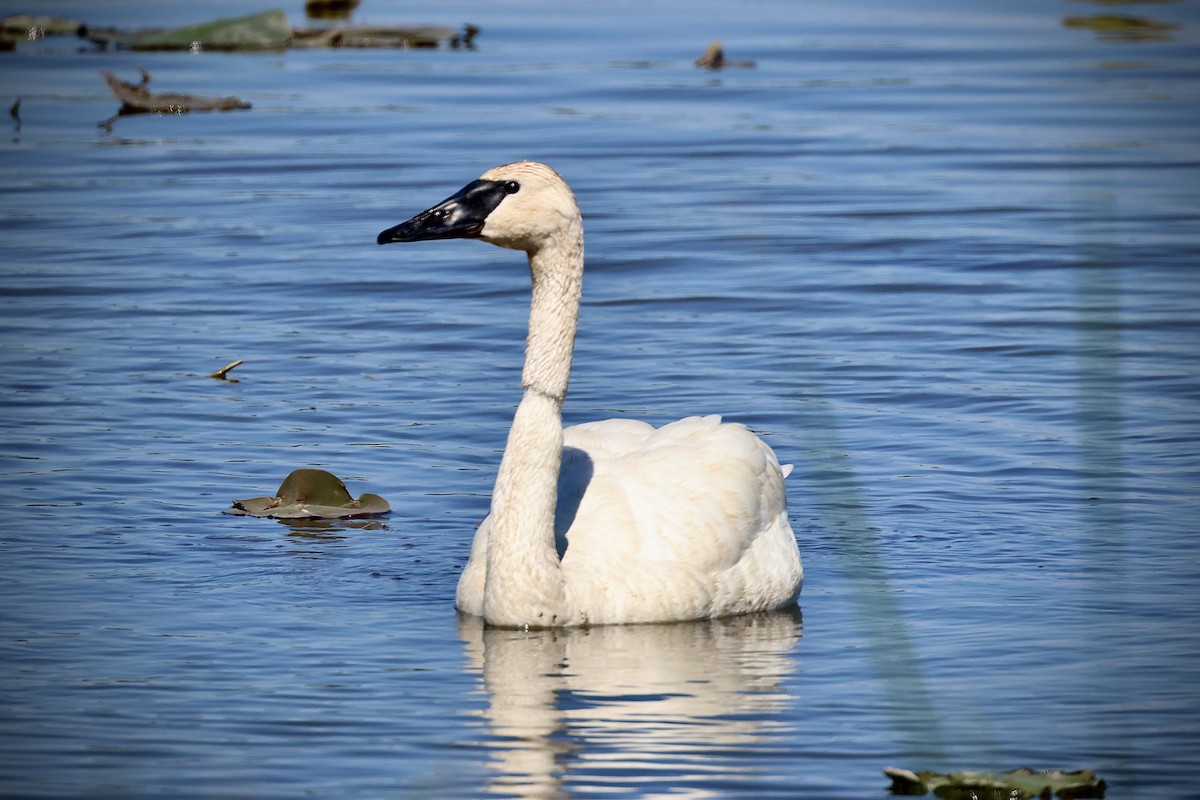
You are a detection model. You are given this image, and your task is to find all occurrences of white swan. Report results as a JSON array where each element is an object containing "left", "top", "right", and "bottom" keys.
[{"left": 378, "top": 161, "right": 802, "bottom": 628}]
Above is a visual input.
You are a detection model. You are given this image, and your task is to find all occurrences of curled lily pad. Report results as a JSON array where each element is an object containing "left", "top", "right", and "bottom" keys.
[
  {"left": 0, "top": 14, "right": 84, "bottom": 37},
  {"left": 130, "top": 9, "right": 292, "bottom": 52},
  {"left": 885, "top": 766, "right": 1106, "bottom": 799},
  {"left": 228, "top": 468, "right": 390, "bottom": 520}
]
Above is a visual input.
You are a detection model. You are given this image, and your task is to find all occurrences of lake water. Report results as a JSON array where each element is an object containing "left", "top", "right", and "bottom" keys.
[{"left": 1, "top": 0, "right": 1198, "bottom": 797}]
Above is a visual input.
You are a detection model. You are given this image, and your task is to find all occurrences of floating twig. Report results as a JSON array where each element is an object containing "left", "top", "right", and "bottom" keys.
[
  {"left": 3, "top": 11, "right": 478, "bottom": 52},
  {"left": 304, "top": 0, "right": 360, "bottom": 21},
  {"left": 209, "top": 359, "right": 245, "bottom": 380},
  {"left": 100, "top": 67, "right": 250, "bottom": 113},
  {"left": 98, "top": 67, "right": 250, "bottom": 130}
]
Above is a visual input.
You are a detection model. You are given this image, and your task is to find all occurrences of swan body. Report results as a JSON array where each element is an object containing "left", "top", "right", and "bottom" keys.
[{"left": 378, "top": 161, "right": 802, "bottom": 627}]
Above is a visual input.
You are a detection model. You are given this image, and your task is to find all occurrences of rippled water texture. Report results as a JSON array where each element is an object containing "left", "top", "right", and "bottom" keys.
[{"left": 1, "top": 0, "right": 1198, "bottom": 797}]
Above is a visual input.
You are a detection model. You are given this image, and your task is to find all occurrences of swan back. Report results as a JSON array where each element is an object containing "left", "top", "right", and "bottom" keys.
[{"left": 561, "top": 416, "right": 800, "bottom": 623}]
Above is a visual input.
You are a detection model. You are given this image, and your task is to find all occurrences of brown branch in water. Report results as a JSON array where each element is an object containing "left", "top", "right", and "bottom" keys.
[
  {"left": 100, "top": 68, "right": 250, "bottom": 113},
  {"left": 209, "top": 360, "right": 245, "bottom": 380},
  {"left": 98, "top": 67, "right": 250, "bottom": 130}
]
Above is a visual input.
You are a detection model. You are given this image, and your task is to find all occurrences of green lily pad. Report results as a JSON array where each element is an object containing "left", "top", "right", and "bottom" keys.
[
  {"left": 228, "top": 468, "right": 391, "bottom": 520},
  {"left": 885, "top": 766, "right": 1107, "bottom": 799},
  {"left": 132, "top": 9, "right": 292, "bottom": 51}
]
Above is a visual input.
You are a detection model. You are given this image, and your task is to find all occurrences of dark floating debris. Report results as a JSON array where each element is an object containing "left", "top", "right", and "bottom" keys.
[
  {"left": 885, "top": 766, "right": 1107, "bottom": 799},
  {"left": 1, "top": 13, "right": 78, "bottom": 49},
  {"left": 98, "top": 67, "right": 250, "bottom": 129},
  {"left": 694, "top": 39, "right": 755, "bottom": 70},
  {"left": 1062, "top": 13, "right": 1179, "bottom": 42},
  {"left": 1, "top": 9, "right": 477, "bottom": 52},
  {"left": 304, "top": 0, "right": 360, "bottom": 22},
  {"left": 228, "top": 468, "right": 391, "bottom": 520}
]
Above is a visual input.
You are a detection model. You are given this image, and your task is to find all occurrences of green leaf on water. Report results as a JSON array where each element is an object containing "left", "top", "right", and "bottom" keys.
[{"left": 885, "top": 766, "right": 1107, "bottom": 799}]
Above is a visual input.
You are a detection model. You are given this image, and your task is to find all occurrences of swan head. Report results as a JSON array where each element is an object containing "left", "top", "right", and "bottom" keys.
[{"left": 377, "top": 161, "right": 580, "bottom": 254}]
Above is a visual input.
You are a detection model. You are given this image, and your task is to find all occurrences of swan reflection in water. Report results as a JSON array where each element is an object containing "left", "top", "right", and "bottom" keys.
[{"left": 457, "top": 610, "right": 804, "bottom": 798}]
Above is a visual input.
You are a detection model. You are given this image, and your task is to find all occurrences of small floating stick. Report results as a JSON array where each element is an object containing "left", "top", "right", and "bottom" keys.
[{"left": 209, "top": 359, "right": 244, "bottom": 380}]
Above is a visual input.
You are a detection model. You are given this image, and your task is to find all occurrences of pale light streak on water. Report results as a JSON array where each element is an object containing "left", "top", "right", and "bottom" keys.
[{"left": 1, "top": 0, "right": 1198, "bottom": 797}]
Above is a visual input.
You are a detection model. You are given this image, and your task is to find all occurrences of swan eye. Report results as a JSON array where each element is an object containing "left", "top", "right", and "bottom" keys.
[{"left": 503, "top": 180, "right": 520, "bottom": 194}]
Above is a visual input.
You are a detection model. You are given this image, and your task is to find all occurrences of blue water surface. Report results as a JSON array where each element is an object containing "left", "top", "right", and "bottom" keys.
[{"left": 1, "top": 0, "right": 1198, "bottom": 797}]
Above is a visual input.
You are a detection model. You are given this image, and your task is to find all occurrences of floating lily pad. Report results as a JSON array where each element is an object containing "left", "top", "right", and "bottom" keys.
[
  {"left": 228, "top": 468, "right": 391, "bottom": 520},
  {"left": 305, "top": 0, "right": 360, "bottom": 21},
  {"left": 131, "top": 9, "right": 292, "bottom": 51},
  {"left": 291, "top": 23, "right": 474, "bottom": 49},
  {"left": 885, "top": 766, "right": 1107, "bottom": 799}
]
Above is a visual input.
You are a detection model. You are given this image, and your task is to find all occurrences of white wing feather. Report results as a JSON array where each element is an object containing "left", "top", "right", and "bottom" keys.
[{"left": 458, "top": 415, "right": 803, "bottom": 624}]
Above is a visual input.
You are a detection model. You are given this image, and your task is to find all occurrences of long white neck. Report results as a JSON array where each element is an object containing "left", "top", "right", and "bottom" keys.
[{"left": 482, "top": 223, "right": 584, "bottom": 628}]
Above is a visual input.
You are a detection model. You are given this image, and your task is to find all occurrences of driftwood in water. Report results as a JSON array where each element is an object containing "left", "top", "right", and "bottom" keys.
[
  {"left": 99, "top": 67, "right": 250, "bottom": 129},
  {"left": 100, "top": 68, "right": 249, "bottom": 113},
  {"left": 291, "top": 23, "right": 478, "bottom": 49}
]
